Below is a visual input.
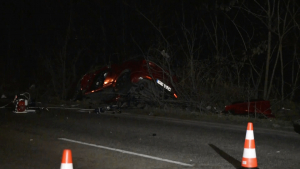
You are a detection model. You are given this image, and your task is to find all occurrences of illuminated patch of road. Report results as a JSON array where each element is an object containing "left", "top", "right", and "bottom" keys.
[{"left": 58, "top": 138, "right": 194, "bottom": 167}]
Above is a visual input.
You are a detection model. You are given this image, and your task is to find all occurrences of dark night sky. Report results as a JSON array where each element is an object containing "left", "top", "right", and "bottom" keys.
[
  {"left": 1, "top": 0, "right": 215, "bottom": 57},
  {"left": 1, "top": 0, "right": 196, "bottom": 92},
  {"left": 1, "top": 0, "right": 204, "bottom": 82}
]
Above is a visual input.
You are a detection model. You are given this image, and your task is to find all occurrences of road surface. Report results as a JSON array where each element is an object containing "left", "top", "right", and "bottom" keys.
[{"left": 0, "top": 108, "right": 299, "bottom": 169}]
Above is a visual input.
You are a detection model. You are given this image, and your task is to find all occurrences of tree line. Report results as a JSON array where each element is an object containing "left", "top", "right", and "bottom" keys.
[{"left": 2, "top": 0, "right": 300, "bottom": 108}]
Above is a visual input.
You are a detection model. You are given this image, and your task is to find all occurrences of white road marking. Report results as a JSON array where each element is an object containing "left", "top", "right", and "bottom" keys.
[{"left": 58, "top": 138, "right": 194, "bottom": 167}]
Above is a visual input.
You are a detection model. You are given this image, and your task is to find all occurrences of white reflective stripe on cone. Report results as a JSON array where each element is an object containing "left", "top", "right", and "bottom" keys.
[
  {"left": 60, "top": 163, "right": 73, "bottom": 169},
  {"left": 243, "top": 148, "right": 257, "bottom": 158},
  {"left": 245, "top": 130, "right": 254, "bottom": 140}
]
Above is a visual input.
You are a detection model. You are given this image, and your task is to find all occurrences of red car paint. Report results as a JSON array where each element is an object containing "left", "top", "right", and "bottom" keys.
[
  {"left": 223, "top": 100, "right": 274, "bottom": 118},
  {"left": 79, "top": 58, "right": 177, "bottom": 102}
]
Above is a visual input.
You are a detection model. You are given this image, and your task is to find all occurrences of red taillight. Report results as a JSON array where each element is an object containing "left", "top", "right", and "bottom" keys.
[{"left": 174, "top": 93, "right": 178, "bottom": 98}]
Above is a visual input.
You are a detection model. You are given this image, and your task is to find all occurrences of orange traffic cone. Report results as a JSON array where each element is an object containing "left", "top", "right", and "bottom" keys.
[
  {"left": 240, "top": 122, "right": 259, "bottom": 169},
  {"left": 60, "top": 149, "right": 73, "bottom": 169}
]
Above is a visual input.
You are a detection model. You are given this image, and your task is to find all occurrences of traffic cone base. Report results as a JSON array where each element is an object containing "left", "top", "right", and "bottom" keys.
[
  {"left": 240, "top": 157, "right": 259, "bottom": 169},
  {"left": 239, "top": 166, "right": 259, "bottom": 169},
  {"left": 60, "top": 163, "right": 73, "bottom": 169},
  {"left": 60, "top": 149, "right": 73, "bottom": 169}
]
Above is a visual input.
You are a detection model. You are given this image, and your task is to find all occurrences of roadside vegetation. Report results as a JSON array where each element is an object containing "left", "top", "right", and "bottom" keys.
[{"left": 1, "top": 1, "right": 300, "bottom": 129}]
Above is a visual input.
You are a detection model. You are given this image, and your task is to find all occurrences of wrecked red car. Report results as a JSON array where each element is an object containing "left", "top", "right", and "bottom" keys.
[
  {"left": 75, "top": 57, "right": 178, "bottom": 104},
  {"left": 223, "top": 100, "right": 275, "bottom": 118}
]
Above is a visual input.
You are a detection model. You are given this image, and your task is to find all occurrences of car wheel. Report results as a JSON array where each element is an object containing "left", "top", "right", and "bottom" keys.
[
  {"left": 135, "top": 80, "right": 155, "bottom": 97},
  {"left": 114, "top": 72, "right": 132, "bottom": 95},
  {"left": 135, "top": 79, "right": 166, "bottom": 103}
]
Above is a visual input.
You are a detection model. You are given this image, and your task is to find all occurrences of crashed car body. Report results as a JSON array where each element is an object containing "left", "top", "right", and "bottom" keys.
[
  {"left": 76, "top": 57, "right": 178, "bottom": 103},
  {"left": 223, "top": 100, "right": 275, "bottom": 118}
]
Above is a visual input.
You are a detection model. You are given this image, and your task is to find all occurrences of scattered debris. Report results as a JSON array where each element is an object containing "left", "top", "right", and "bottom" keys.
[
  {"left": 71, "top": 104, "right": 79, "bottom": 107},
  {"left": 223, "top": 99, "right": 275, "bottom": 118},
  {"left": 1, "top": 94, "right": 7, "bottom": 99}
]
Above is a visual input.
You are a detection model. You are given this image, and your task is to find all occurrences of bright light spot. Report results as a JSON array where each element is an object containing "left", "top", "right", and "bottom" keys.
[{"left": 174, "top": 93, "right": 178, "bottom": 98}]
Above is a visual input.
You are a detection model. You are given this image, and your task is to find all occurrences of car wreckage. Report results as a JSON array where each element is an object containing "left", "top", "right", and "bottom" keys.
[
  {"left": 74, "top": 57, "right": 178, "bottom": 106},
  {"left": 223, "top": 99, "right": 275, "bottom": 118}
]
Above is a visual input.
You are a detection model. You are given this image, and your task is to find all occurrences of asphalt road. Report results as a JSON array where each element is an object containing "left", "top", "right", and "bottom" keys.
[{"left": 0, "top": 108, "right": 299, "bottom": 169}]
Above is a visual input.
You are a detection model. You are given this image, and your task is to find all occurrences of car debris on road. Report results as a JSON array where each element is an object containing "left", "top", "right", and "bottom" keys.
[{"left": 222, "top": 99, "right": 275, "bottom": 118}]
